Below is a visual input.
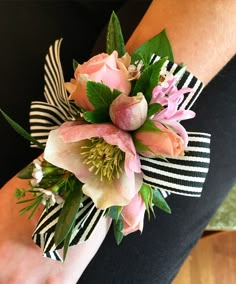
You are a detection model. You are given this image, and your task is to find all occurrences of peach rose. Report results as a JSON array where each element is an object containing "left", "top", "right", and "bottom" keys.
[
  {"left": 65, "top": 51, "right": 131, "bottom": 110},
  {"left": 134, "top": 121, "right": 185, "bottom": 158}
]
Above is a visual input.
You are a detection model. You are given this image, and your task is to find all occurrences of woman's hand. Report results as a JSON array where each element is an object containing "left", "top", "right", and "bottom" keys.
[{"left": 0, "top": 175, "right": 111, "bottom": 284}]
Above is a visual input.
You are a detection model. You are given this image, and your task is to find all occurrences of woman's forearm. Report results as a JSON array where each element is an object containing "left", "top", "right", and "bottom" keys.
[{"left": 126, "top": 0, "right": 236, "bottom": 85}]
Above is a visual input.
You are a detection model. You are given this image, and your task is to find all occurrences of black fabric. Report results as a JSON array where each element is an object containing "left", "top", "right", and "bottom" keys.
[
  {"left": 79, "top": 56, "right": 236, "bottom": 284},
  {"left": 0, "top": 0, "right": 126, "bottom": 186},
  {"left": 0, "top": 1, "right": 235, "bottom": 283}
]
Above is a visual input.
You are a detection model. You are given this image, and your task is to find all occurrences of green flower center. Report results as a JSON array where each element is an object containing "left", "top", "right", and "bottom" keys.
[{"left": 81, "top": 138, "right": 124, "bottom": 181}]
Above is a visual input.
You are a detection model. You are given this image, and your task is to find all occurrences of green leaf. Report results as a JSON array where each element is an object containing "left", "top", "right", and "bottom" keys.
[
  {"left": 113, "top": 218, "right": 124, "bottom": 245},
  {"left": 0, "top": 109, "right": 44, "bottom": 149},
  {"left": 140, "top": 183, "right": 153, "bottom": 219},
  {"left": 86, "top": 81, "right": 113, "bottom": 110},
  {"left": 131, "top": 29, "right": 174, "bottom": 65},
  {"left": 106, "top": 11, "right": 126, "bottom": 57},
  {"left": 108, "top": 206, "right": 123, "bottom": 221},
  {"left": 39, "top": 176, "right": 63, "bottom": 189},
  {"left": 73, "top": 59, "right": 79, "bottom": 71},
  {"left": 112, "top": 88, "right": 122, "bottom": 99},
  {"left": 54, "top": 177, "right": 83, "bottom": 247},
  {"left": 63, "top": 220, "right": 75, "bottom": 261},
  {"left": 152, "top": 189, "right": 171, "bottom": 214},
  {"left": 147, "top": 103, "right": 163, "bottom": 118},
  {"left": 136, "top": 120, "right": 163, "bottom": 133},
  {"left": 132, "top": 57, "right": 167, "bottom": 103},
  {"left": 133, "top": 138, "right": 152, "bottom": 154},
  {"left": 14, "top": 188, "right": 26, "bottom": 199},
  {"left": 17, "top": 194, "right": 44, "bottom": 219},
  {"left": 83, "top": 109, "right": 110, "bottom": 124},
  {"left": 17, "top": 163, "right": 35, "bottom": 179}
]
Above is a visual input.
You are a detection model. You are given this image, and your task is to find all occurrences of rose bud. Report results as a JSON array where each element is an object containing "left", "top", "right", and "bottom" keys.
[
  {"left": 134, "top": 120, "right": 185, "bottom": 158},
  {"left": 109, "top": 92, "right": 148, "bottom": 131}
]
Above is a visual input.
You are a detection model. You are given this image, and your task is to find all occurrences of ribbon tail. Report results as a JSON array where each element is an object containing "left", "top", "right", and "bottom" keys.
[{"left": 32, "top": 196, "right": 105, "bottom": 261}]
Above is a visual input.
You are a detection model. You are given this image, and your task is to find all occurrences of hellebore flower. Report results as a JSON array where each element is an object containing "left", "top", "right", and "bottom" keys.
[{"left": 44, "top": 121, "right": 143, "bottom": 209}]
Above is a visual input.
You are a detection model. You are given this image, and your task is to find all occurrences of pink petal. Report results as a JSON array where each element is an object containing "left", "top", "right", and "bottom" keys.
[
  {"left": 122, "top": 193, "right": 145, "bottom": 236},
  {"left": 59, "top": 122, "right": 141, "bottom": 176},
  {"left": 44, "top": 127, "right": 90, "bottom": 180},
  {"left": 82, "top": 171, "right": 142, "bottom": 209}
]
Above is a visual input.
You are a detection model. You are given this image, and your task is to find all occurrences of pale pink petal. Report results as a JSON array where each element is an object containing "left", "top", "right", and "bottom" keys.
[
  {"left": 122, "top": 193, "right": 145, "bottom": 236},
  {"left": 58, "top": 122, "right": 141, "bottom": 176},
  {"left": 82, "top": 171, "right": 142, "bottom": 209},
  {"left": 44, "top": 128, "right": 90, "bottom": 180},
  {"left": 168, "top": 109, "right": 196, "bottom": 121}
]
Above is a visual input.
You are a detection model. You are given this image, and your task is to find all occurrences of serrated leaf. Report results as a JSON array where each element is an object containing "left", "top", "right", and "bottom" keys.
[
  {"left": 131, "top": 29, "right": 174, "bottom": 65},
  {"left": 152, "top": 189, "right": 171, "bottom": 214},
  {"left": 73, "top": 59, "right": 79, "bottom": 71},
  {"left": 86, "top": 81, "right": 113, "bottom": 110},
  {"left": 0, "top": 109, "right": 44, "bottom": 149},
  {"left": 83, "top": 109, "right": 110, "bottom": 124},
  {"left": 106, "top": 11, "right": 126, "bottom": 57},
  {"left": 17, "top": 164, "right": 35, "bottom": 179},
  {"left": 54, "top": 178, "right": 83, "bottom": 247},
  {"left": 147, "top": 103, "right": 163, "bottom": 118},
  {"left": 132, "top": 57, "right": 167, "bottom": 103},
  {"left": 113, "top": 218, "right": 124, "bottom": 245}
]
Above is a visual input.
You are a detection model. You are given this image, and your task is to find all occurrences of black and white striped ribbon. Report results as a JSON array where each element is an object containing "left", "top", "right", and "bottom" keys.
[
  {"left": 30, "top": 39, "right": 210, "bottom": 260},
  {"left": 32, "top": 196, "right": 105, "bottom": 261},
  {"left": 30, "top": 39, "right": 78, "bottom": 146}
]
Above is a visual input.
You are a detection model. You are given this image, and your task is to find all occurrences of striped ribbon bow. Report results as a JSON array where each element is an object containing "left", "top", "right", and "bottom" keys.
[{"left": 30, "top": 39, "right": 210, "bottom": 261}]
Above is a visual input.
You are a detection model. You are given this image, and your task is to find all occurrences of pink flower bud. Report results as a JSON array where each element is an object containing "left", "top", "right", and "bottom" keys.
[
  {"left": 121, "top": 193, "right": 146, "bottom": 236},
  {"left": 109, "top": 92, "right": 148, "bottom": 131}
]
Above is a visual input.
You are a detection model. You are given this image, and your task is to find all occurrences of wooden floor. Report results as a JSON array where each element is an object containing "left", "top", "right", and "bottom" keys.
[{"left": 172, "top": 231, "right": 236, "bottom": 284}]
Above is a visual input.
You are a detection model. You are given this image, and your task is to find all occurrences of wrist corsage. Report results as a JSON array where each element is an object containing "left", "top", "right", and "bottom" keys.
[{"left": 1, "top": 12, "right": 211, "bottom": 261}]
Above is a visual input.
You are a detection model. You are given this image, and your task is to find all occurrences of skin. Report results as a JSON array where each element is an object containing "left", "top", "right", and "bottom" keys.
[{"left": 0, "top": 0, "right": 235, "bottom": 283}]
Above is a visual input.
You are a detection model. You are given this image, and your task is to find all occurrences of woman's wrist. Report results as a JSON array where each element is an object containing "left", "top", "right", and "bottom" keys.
[{"left": 126, "top": 0, "right": 236, "bottom": 85}]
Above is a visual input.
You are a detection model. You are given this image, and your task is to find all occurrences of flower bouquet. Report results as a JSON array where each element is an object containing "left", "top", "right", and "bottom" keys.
[{"left": 1, "top": 12, "right": 211, "bottom": 261}]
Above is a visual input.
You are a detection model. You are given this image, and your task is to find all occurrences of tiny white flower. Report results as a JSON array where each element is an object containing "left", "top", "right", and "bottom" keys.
[
  {"left": 31, "top": 157, "right": 44, "bottom": 185},
  {"left": 159, "top": 65, "right": 174, "bottom": 87},
  {"left": 36, "top": 188, "right": 64, "bottom": 206}
]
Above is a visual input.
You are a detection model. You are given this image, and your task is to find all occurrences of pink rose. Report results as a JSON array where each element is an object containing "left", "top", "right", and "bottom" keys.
[
  {"left": 121, "top": 193, "right": 146, "bottom": 236},
  {"left": 134, "top": 121, "right": 185, "bottom": 158},
  {"left": 109, "top": 92, "right": 148, "bottom": 131},
  {"left": 65, "top": 51, "right": 131, "bottom": 110},
  {"left": 44, "top": 121, "right": 143, "bottom": 209}
]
